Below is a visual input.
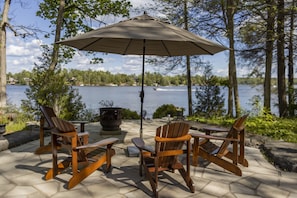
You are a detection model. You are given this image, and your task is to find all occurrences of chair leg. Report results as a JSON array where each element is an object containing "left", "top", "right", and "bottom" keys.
[
  {"left": 139, "top": 153, "right": 143, "bottom": 177},
  {"left": 192, "top": 138, "right": 200, "bottom": 166},
  {"left": 40, "top": 117, "right": 45, "bottom": 147},
  {"left": 68, "top": 149, "right": 115, "bottom": 189},
  {"left": 45, "top": 159, "right": 71, "bottom": 180},
  {"left": 68, "top": 155, "right": 106, "bottom": 189},
  {"left": 199, "top": 150, "right": 242, "bottom": 176},
  {"left": 144, "top": 166, "right": 158, "bottom": 197},
  {"left": 184, "top": 140, "right": 195, "bottom": 193},
  {"left": 106, "top": 146, "right": 115, "bottom": 172},
  {"left": 35, "top": 144, "right": 52, "bottom": 154},
  {"left": 224, "top": 151, "right": 248, "bottom": 167},
  {"left": 239, "top": 158, "right": 249, "bottom": 167},
  {"left": 178, "top": 167, "right": 195, "bottom": 193},
  {"left": 210, "top": 156, "right": 242, "bottom": 176},
  {"left": 239, "top": 130, "right": 249, "bottom": 167}
]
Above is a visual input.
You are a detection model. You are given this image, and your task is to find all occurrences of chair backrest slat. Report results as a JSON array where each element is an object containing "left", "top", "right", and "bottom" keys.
[
  {"left": 157, "top": 122, "right": 190, "bottom": 166},
  {"left": 51, "top": 117, "right": 76, "bottom": 133},
  {"left": 217, "top": 115, "right": 248, "bottom": 156},
  {"left": 40, "top": 105, "right": 57, "bottom": 129}
]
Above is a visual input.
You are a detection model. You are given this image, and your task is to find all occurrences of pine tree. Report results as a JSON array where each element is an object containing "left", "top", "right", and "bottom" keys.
[
  {"left": 21, "top": 45, "right": 85, "bottom": 120},
  {"left": 194, "top": 65, "right": 225, "bottom": 117}
]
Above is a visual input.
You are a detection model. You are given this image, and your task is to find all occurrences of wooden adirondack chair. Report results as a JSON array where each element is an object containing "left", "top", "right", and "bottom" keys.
[
  {"left": 45, "top": 116, "right": 118, "bottom": 189},
  {"left": 191, "top": 114, "right": 249, "bottom": 176},
  {"left": 35, "top": 105, "right": 90, "bottom": 154},
  {"left": 34, "top": 105, "right": 58, "bottom": 154},
  {"left": 132, "top": 122, "right": 195, "bottom": 197}
]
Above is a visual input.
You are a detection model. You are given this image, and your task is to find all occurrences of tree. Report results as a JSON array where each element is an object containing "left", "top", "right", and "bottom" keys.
[
  {"left": 240, "top": 1, "right": 297, "bottom": 117},
  {"left": 287, "top": 0, "right": 296, "bottom": 116},
  {"left": 193, "top": 64, "right": 225, "bottom": 117},
  {"left": 23, "top": 0, "right": 132, "bottom": 116},
  {"left": 21, "top": 45, "right": 85, "bottom": 120},
  {"left": 146, "top": 0, "right": 205, "bottom": 116},
  {"left": 0, "top": 1, "right": 41, "bottom": 108},
  {"left": 226, "top": 0, "right": 240, "bottom": 117},
  {"left": 277, "top": 0, "right": 287, "bottom": 117},
  {"left": 37, "top": 0, "right": 132, "bottom": 71},
  {"left": 195, "top": 0, "right": 244, "bottom": 117},
  {"left": 265, "top": 0, "right": 276, "bottom": 112},
  {"left": 0, "top": 0, "right": 10, "bottom": 108}
]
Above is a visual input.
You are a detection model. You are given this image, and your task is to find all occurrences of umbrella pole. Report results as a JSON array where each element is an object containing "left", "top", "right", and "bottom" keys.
[{"left": 140, "top": 39, "right": 146, "bottom": 139}]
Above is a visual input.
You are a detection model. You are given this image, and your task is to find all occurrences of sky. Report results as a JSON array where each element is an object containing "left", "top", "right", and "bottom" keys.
[{"left": 3, "top": 0, "right": 240, "bottom": 77}]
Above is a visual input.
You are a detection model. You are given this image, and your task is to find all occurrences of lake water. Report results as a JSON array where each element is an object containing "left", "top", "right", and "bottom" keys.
[{"left": 6, "top": 85, "right": 278, "bottom": 118}]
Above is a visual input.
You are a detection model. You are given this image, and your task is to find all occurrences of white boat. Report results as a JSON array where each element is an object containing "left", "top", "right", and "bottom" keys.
[{"left": 153, "top": 86, "right": 200, "bottom": 92}]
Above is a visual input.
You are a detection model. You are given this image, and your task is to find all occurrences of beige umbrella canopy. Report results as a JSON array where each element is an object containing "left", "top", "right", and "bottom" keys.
[
  {"left": 58, "top": 13, "right": 226, "bottom": 56},
  {"left": 57, "top": 12, "right": 228, "bottom": 137}
]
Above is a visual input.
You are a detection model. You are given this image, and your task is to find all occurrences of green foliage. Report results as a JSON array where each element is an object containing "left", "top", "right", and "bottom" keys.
[
  {"left": 21, "top": 45, "right": 85, "bottom": 120},
  {"left": 8, "top": 69, "right": 278, "bottom": 87},
  {"left": 188, "top": 113, "right": 297, "bottom": 143},
  {"left": 153, "top": 104, "right": 181, "bottom": 119},
  {"left": 287, "top": 88, "right": 297, "bottom": 117},
  {"left": 193, "top": 65, "right": 225, "bottom": 117},
  {"left": 77, "top": 107, "right": 140, "bottom": 121},
  {"left": 0, "top": 104, "right": 31, "bottom": 134},
  {"left": 5, "top": 112, "right": 30, "bottom": 134},
  {"left": 247, "top": 95, "right": 262, "bottom": 116},
  {"left": 188, "top": 115, "right": 235, "bottom": 126},
  {"left": 36, "top": 0, "right": 131, "bottom": 64},
  {"left": 59, "top": 86, "right": 86, "bottom": 120},
  {"left": 77, "top": 108, "right": 99, "bottom": 122},
  {"left": 121, "top": 108, "right": 140, "bottom": 119},
  {"left": 246, "top": 116, "right": 297, "bottom": 142}
]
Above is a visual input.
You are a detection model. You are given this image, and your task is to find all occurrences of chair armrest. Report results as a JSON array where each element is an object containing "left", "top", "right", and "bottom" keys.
[
  {"left": 75, "top": 137, "right": 118, "bottom": 150},
  {"left": 200, "top": 127, "right": 229, "bottom": 133},
  {"left": 77, "top": 132, "right": 89, "bottom": 138},
  {"left": 191, "top": 126, "right": 229, "bottom": 134},
  {"left": 155, "top": 134, "right": 192, "bottom": 143},
  {"left": 191, "top": 133, "right": 239, "bottom": 142},
  {"left": 132, "top": 137, "right": 155, "bottom": 153},
  {"left": 51, "top": 131, "right": 76, "bottom": 138}
]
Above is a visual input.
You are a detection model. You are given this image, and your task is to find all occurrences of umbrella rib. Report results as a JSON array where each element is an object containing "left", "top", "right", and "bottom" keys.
[
  {"left": 161, "top": 40, "right": 172, "bottom": 56},
  {"left": 79, "top": 38, "right": 103, "bottom": 50},
  {"left": 191, "top": 42, "right": 215, "bottom": 55},
  {"left": 123, "top": 39, "right": 133, "bottom": 54}
]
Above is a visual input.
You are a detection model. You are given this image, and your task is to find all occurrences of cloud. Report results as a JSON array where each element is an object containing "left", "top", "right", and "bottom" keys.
[
  {"left": 6, "top": 33, "right": 43, "bottom": 73},
  {"left": 5, "top": 0, "right": 230, "bottom": 76},
  {"left": 7, "top": 34, "right": 42, "bottom": 56},
  {"left": 5, "top": 30, "right": 229, "bottom": 76},
  {"left": 130, "top": 0, "right": 151, "bottom": 8}
]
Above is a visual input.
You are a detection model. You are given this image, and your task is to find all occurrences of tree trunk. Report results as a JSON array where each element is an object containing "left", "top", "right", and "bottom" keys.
[
  {"left": 264, "top": 0, "right": 275, "bottom": 112},
  {"left": 49, "top": 0, "right": 65, "bottom": 70},
  {"left": 227, "top": 76, "right": 233, "bottom": 116},
  {"left": 226, "top": 0, "right": 239, "bottom": 117},
  {"left": 0, "top": 0, "right": 11, "bottom": 108},
  {"left": 288, "top": 0, "right": 295, "bottom": 117},
  {"left": 184, "top": 0, "right": 193, "bottom": 116},
  {"left": 186, "top": 55, "right": 192, "bottom": 116},
  {"left": 277, "top": 0, "right": 287, "bottom": 117}
]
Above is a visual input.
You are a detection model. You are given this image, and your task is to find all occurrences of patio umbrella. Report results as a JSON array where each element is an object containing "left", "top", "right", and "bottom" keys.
[{"left": 57, "top": 12, "right": 228, "bottom": 138}]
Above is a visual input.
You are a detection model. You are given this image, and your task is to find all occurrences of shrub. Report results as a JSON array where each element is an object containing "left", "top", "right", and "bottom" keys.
[
  {"left": 153, "top": 104, "right": 180, "bottom": 119},
  {"left": 79, "top": 108, "right": 99, "bottom": 122},
  {"left": 121, "top": 108, "right": 140, "bottom": 119},
  {"left": 188, "top": 114, "right": 297, "bottom": 143}
]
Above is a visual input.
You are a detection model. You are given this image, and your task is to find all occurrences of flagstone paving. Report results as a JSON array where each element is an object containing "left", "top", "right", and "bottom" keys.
[{"left": 0, "top": 119, "right": 296, "bottom": 198}]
